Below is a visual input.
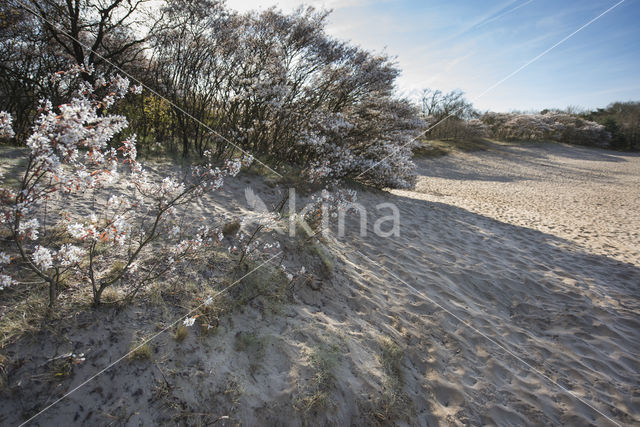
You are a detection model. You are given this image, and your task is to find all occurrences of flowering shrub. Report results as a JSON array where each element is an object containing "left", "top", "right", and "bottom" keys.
[
  {"left": 481, "top": 112, "right": 611, "bottom": 146},
  {"left": 0, "top": 68, "right": 252, "bottom": 307},
  {"left": 147, "top": 3, "right": 425, "bottom": 189},
  {"left": 0, "top": 112, "right": 14, "bottom": 140},
  {"left": 303, "top": 98, "right": 425, "bottom": 189}
]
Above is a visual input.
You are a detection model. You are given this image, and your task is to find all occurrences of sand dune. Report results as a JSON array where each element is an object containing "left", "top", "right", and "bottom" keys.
[
  {"left": 1, "top": 141, "right": 639, "bottom": 425},
  {"left": 328, "top": 141, "right": 640, "bottom": 424}
]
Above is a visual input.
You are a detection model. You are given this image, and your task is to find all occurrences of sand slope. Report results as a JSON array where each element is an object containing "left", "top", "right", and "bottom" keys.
[
  {"left": 1, "top": 141, "right": 639, "bottom": 425},
  {"left": 329, "top": 141, "right": 640, "bottom": 425}
]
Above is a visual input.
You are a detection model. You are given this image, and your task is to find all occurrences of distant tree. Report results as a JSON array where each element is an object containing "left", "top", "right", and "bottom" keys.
[
  {"left": 603, "top": 117, "right": 626, "bottom": 149},
  {"left": 0, "top": 1, "right": 68, "bottom": 138},
  {"left": 565, "top": 105, "right": 584, "bottom": 115},
  {"left": 419, "top": 89, "right": 478, "bottom": 140},
  {"left": 2, "top": 0, "right": 425, "bottom": 187},
  {"left": 586, "top": 102, "right": 640, "bottom": 150},
  {"left": 0, "top": 0, "right": 157, "bottom": 140},
  {"left": 145, "top": 1, "right": 425, "bottom": 187},
  {"left": 420, "top": 88, "right": 475, "bottom": 121},
  {"left": 22, "top": 0, "right": 155, "bottom": 75}
]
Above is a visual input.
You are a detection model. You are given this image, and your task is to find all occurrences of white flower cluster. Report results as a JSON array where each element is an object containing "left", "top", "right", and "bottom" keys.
[
  {"left": 57, "top": 244, "right": 85, "bottom": 267},
  {"left": 0, "top": 252, "right": 13, "bottom": 289},
  {"left": 0, "top": 67, "right": 253, "bottom": 305},
  {"left": 0, "top": 274, "right": 14, "bottom": 290},
  {"left": 0, "top": 71, "right": 145, "bottom": 295},
  {"left": 32, "top": 245, "right": 53, "bottom": 270},
  {"left": 0, "top": 111, "right": 15, "bottom": 139},
  {"left": 299, "top": 99, "right": 424, "bottom": 189},
  {"left": 18, "top": 218, "right": 40, "bottom": 241}
]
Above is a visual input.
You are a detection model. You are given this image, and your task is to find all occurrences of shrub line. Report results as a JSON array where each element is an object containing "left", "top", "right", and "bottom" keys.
[
  {"left": 356, "top": 0, "right": 626, "bottom": 180},
  {"left": 14, "top": 0, "right": 283, "bottom": 179}
]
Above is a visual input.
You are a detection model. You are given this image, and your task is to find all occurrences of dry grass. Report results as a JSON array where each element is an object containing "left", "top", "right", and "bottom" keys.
[
  {"left": 100, "top": 287, "right": 121, "bottom": 304},
  {"left": 173, "top": 324, "right": 188, "bottom": 342},
  {"left": 371, "top": 336, "right": 412, "bottom": 423},
  {"left": 295, "top": 343, "right": 340, "bottom": 415},
  {"left": 0, "top": 286, "right": 49, "bottom": 349},
  {"left": 128, "top": 339, "right": 153, "bottom": 361}
]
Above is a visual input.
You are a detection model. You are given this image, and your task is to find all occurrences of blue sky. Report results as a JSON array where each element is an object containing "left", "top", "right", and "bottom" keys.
[{"left": 228, "top": 0, "right": 640, "bottom": 112}]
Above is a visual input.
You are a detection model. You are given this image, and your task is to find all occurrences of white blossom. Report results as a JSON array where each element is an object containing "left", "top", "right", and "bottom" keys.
[
  {"left": 32, "top": 246, "right": 54, "bottom": 270},
  {"left": 67, "top": 223, "right": 86, "bottom": 239},
  {"left": 0, "top": 111, "right": 15, "bottom": 139},
  {"left": 0, "top": 274, "right": 14, "bottom": 290},
  {"left": 0, "top": 252, "right": 11, "bottom": 265},
  {"left": 128, "top": 262, "right": 139, "bottom": 274},
  {"left": 57, "top": 244, "right": 85, "bottom": 267},
  {"left": 18, "top": 219, "right": 40, "bottom": 240}
]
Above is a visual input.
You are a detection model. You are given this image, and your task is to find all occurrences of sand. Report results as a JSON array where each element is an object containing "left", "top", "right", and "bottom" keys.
[
  {"left": 1, "top": 141, "right": 639, "bottom": 425},
  {"left": 332, "top": 140, "right": 640, "bottom": 424},
  {"left": 405, "top": 140, "right": 640, "bottom": 266},
  {"left": 330, "top": 140, "right": 640, "bottom": 425}
]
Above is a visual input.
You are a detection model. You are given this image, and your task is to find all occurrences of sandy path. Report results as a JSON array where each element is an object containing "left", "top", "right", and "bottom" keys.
[{"left": 330, "top": 141, "right": 640, "bottom": 425}]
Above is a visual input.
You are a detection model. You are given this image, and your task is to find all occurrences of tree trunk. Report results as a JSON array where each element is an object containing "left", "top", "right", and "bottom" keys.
[
  {"left": 182, "top": 131, "right": 189, "bottom": 158},
  {"left": 48, "top": 279, "right": 56, "bottom": 307},
  {"left": 93, "top": 285, "right": 104, "bottom": 306}
]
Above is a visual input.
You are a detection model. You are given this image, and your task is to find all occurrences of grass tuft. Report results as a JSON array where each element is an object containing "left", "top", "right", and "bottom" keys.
[
  {"left": 128, "top": 339, "right": 153, "bottom": 361},
  {"left": 0, "top": 288, "right": 48, "bottom": 348},
  {"left": 295, "top": 343, "right": 340, "bottom": 414},
  {"left": 222, "top": 220, "right": 241, "bottom": 238},
  {"left": 174, "top": 324, "right": 188, "bottom": 342},
  {"left": 371, "top": 336, "right": 412, "bottom": 423}
]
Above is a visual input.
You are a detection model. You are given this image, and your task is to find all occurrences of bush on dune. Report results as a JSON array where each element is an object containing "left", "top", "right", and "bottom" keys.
[
  {"left": 0, "top": 68, "right": 252, "bottom": 308},
  {"left": 480, "top": 112, "right": 611, "bottom": 147},
  {"left": 145, "top": 1, "right": 425, "bottom": 188},
  {"left": 583, "top": 101, "right": 640, "bottom": 150},
  {"left": 0, "top": 0, "right": 424, "bottom": 190}
]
